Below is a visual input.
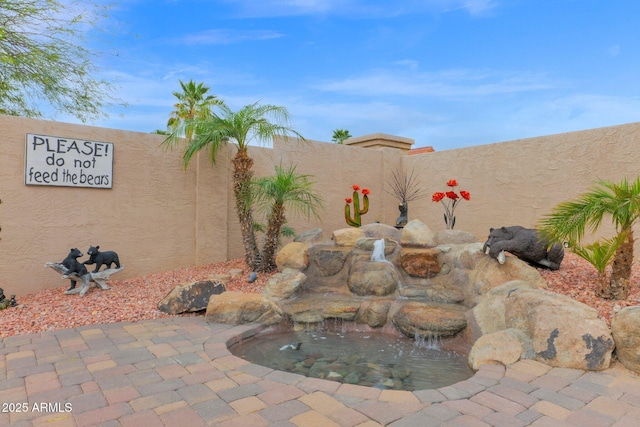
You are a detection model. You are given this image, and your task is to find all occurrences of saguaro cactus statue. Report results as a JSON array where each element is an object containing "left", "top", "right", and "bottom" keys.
[{"left": 344, "top": 185, "right": 370, "bottom": 227}]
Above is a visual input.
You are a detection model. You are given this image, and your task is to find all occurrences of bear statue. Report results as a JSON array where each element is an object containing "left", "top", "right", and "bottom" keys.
[
  {"left": 61, "top": 248, "right": 89, "bottom": 290},
  {"left": 483, "top": 226, "right": 564, "bottom": 270},
  {"left": 83, "top": 245, "right": 121, "bottom": 273}
]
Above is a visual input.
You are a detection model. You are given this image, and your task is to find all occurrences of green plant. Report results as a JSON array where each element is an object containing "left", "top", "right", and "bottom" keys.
[
  {"left": 539, "top": 176, "right": 640, "bottom": 300},
  {"left": 345, "top": 185, "right": 370, "bottom": 227},
  {"left": 570, "top": 234, "right": 627, "bottom": 297},
  {"left": 332, "top": 129, "right": 352, "bottom": 144},
  {"left": 162, "top": 101, "right": 304, "bottom": 271},
  {"left": 249, "top": 164, "right": 323, "bottom": 272}
]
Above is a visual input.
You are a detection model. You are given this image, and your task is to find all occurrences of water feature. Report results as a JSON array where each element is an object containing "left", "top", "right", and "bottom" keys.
[
  {"left": 371, "top": 238, "right": 387, "bottom": 262},
  {"left": 229, "top": 325, "right": 474, "bottom": 391}
]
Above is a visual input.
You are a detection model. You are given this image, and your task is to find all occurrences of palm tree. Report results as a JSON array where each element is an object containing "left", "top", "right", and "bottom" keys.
[
  {"left": 539, "top": 176, "right": 640, "bottom": 299},
  {"left": 167, "top": 80, "right": 222, "bottom": 138},
  {"left": 331, "top": 129, "right": 352, "bottom": 144},
  {"left": 163, "top": 102, "right": 304, "bottom": 270},
  {"left": 250, "top": 164, "right": 323, "bottom": 272}
]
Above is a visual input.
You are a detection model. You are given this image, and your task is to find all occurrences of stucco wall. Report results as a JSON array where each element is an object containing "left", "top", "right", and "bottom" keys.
[{"left": 1, "top": 115, "right": 639, "bottom": 296}]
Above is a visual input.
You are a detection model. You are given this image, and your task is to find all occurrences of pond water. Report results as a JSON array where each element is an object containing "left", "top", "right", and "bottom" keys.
[{"left": 230, "top": 326, "right": 474, "bottom": 391}]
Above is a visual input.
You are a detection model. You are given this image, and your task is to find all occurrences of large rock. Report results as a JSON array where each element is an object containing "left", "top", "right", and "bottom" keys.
[
  {"left": 468, "top": 328, "right": 533, "bottom": 370},
  {"left": 400, "top": 248, "right": 440, "bottom": 278},
  {"left": 357, "top": 300, "right": 392, "bottom": 328},
  {"left": 276, "top": 242, "right": 309, "bottom": 271},
  {"left": 205, "top": 292, "right": 282, "bottom": 325},
  {"left": 435, "top": 229, "right": 479, "bottom": 245},
  {"left": 263, "top": 268, "right": 306, "bottom": 301},
  {"left": 506, "top": 288, "right": 613, "bottom": 370},
  {"left": 294, "top": 228, "right": 329, "bottom": 245},
  {"left": 360, "top": 223, "right": 402, "bottom": 241},
  {"left": 332, "top": 227, "right": 366, "bottom": 246},
  {"left": 467, "top": 280, "right": 539, "bottom": 338},
  {"left": 347, "top": 259, "right": 398, "bottom": 296},
  {"left": 392, "top": 301, "right": 467, "bottom": 338},
  {"left": 400, "top": 219, "right": 436, "bottom": 248},
  {"left": 470, "top": 255, "right": 547, "bottom": 300},
  {"left": 310, "top": 247, "right": 350, "bottom": 276},
  {"left": 469, "top": 282, "right": 614, "bottom": 370},
  {"left": 283, "top": 295, "right": 361, "bottom": 324},
  {"left": 612, "top": 306, "right": 640, "bottom": 374},
  {"left": 157, "top": 280, "right": 226, "bottom": 314},
  {"left": 355, "top": 237, "right": 397, "bottom": 255}
]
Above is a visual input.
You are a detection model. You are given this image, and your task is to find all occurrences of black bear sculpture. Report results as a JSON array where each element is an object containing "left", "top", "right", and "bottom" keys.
[
  {"left": 61, "top": 248, "right": 89, "bottom": 290},
  {"left": 84, "top": 245, "right": 121, "bottom": 273},
  {"left": 483, "top": 226, "right": 564, "bottom": 270}
]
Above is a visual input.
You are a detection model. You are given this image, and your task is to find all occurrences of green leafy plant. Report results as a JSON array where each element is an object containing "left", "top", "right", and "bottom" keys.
[
  {"left": 344, "top": 185, "right": 370, "bottom": 227},
  {"left": 539, "top": 176, "right": 640, "bottom": 300},
  {"left": 570, "top": 233, "right": 627, "bottom": 297}
]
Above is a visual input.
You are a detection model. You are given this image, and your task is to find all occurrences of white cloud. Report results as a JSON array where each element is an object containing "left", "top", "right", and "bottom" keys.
[
  {"left": 314, "top": 68, "right": 552, "bottom": 98},
  {"left": 179, "top": 29, "right": 284, "bottom": 45}
]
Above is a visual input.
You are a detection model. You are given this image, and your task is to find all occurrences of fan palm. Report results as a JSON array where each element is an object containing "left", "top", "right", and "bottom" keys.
[
  {"left": 167, "top": 80, "right": 222, "bottom": 139},
  {"left": 250, "top": 164, "right": 323, "bottom": 272},
  {"left": 331, "top": 129, "right": 352, "bottom": 144},
  {"left": 539, "top": 176, "right": 640, "bottom": 299},
  {"left": 163, "top": 102, "right": 304, "bottom": 270}
]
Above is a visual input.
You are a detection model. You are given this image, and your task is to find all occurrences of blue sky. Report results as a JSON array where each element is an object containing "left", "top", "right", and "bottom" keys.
[{"left": 72, "top": 0, "right": 640, "bottom": 151}]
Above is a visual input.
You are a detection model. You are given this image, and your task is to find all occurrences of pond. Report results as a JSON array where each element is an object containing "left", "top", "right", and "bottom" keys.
[{"left": 229, "top": 324, "right": 474, "bottom": 391}]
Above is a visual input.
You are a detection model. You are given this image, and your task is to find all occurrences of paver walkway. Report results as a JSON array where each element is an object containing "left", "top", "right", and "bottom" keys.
[{"left": 1, "top": 316, "right": 640, "bottom": 426}]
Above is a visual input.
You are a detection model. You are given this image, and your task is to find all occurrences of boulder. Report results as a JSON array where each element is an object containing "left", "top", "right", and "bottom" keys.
[
  {"left": 400, "top": 248, "right": 440, "bottom": 278},
  {"left": 392, "top": 301, "right": 467, "bottom": 338},
  {"left": 276, "top": 242, "right": 309, "bottom": 271},
  {"left": 348, "top": 259, "right": 398, "bottom": 296},
  {"left": 467, "top": 280, "right": 539, "bottom": 339},
  {"left": 360, "top": 223, "right": 402, "bottom": 241},
  {"left": 400, "top": 219, "right": 437, "bottom": 248},
  {"left": 358, "top": 300, "right": 392, "bottom": 328},
  {"left": 436, "top": 229, "right": 479, "bottom": 245},
  {"left": 263, "top": 268, "right": 306, "bottom": 301},
  {"left": 204, "top": 292, "right": 282, "bottom": 325},
  {"left": 332, "top": 227, "right": 366, "bottom": 246},
  {"left": 355, "top": 237, "right": 397, "bottom": 255},
  {"left": 506, "top": 288, "right": 613, "bottom": 370},
  {"left": 157, "top": 280, "right": 226, "bottom": 315},
  {"left": 283, "top": 295, "right": 361, "bottom": 324},
  {"left": 612, "top": 306, "right": 640, "bottom": 374},
  {"left": 470, "top": 255, "right": 547, "bottom": 300},
  {"left": 310, "top": 246, "right": 350, "bottom": 276},
  {"left": 468, "top": 328, "right": 533, "bottom": 370},
  {"left": 294, "top": 228, "right": 329, "bottom": 245}
]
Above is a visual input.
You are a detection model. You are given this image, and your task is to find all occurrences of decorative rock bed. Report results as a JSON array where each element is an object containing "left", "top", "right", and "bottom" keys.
[{"left": 201, "top": 220, "right": 616, "bottom": 372}]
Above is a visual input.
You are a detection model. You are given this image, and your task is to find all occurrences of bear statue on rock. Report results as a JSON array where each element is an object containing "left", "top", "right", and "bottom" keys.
[
  {"left": 83, "top": 245, "right": 121, "bottom": 273},
  {"left": 61, "top": 248, "right": 89, "bottom": 290},
  {"left": 483, "top": 226, "right": 564, "bottom": 270}
]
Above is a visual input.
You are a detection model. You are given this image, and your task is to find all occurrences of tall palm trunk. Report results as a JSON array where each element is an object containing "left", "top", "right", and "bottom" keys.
[
  {"left": 608, "top": 228, "right": 634, "bottom": 300},
  {"left": 232, "top": 150, "right": 260, "bottom": 270},
  {"left": 258, "top": 202, "right": 286, "bottom": 273}
]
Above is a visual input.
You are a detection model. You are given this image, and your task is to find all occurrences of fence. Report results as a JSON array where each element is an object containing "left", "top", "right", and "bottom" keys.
[{"left": 1, "top": 115, "right": 639, "bottom": 296}]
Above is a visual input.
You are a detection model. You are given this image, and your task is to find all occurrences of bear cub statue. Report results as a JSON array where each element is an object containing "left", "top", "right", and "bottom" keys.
[
  {"left": 483, "top": 226, "right": 564, "bottom": 271},
  {"left": 61, "top": 248, "right": 89, "bottom": 290},
  {"left": 83, "top": 245, "right": 121, "bottom": 273}
]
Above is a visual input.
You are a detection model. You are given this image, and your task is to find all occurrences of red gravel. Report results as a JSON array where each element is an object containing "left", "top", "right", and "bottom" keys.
[
  {"left": 0, "top": 259, "right": 276, "bottom": 339},
  {"left": 1, "top": 253, "right": 638, "bottom": 339}
]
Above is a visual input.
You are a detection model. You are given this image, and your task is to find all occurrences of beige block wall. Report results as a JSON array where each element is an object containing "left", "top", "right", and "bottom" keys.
[
  {"left": 0, "top": 116, "right": 230, "bottom": 296},
  {"left": 1, "top": 114, "right": 639, "bottom": 296}
]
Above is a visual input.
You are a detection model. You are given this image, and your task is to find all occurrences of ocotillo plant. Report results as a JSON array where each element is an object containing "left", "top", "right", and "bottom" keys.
[{"left": 344, "top": 184, "right": 370, "bottom": 227}]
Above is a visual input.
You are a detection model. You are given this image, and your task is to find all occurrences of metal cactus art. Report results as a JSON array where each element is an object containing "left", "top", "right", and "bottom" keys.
[{"left": 344, "top": 184, "right": 370, "bottom": 227}]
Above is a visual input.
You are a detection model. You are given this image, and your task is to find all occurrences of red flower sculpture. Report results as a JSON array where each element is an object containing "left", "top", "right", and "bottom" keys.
[
  {"left": 432, "top": 180, "right": 470, "bottom": 229},
  {"left": 345, "top": 197, "right": 353, "bottom": 203},
  {"left": 352, "top": 184, "right": 360, "bottom": 191},
  {"left": 362, "top": 188, "right": 370, "bottom": 195}
]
